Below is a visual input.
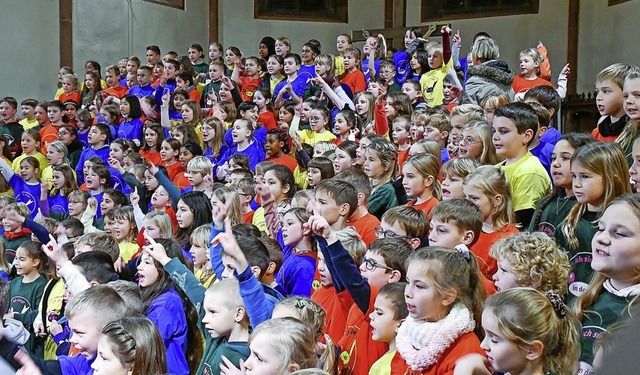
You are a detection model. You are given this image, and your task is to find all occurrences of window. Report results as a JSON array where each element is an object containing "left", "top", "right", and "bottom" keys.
[
  {"left": 254, "top": 0, "right": 348, "bottom": 23},
  {"left": 421, "top": 0, "right": 539, "bottom": 22}
]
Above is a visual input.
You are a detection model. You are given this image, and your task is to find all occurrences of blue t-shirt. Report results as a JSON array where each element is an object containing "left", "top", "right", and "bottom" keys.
[
  {"left": 9, "top": 174, "right": 40, "bottom": 219},
  {"left": 117, "top": 117, "right": 144, "bottom": 141},
  {"left": 273, "top": 75, "right": 308, "bottom": 101},
  {"left": 48, "top": 193, "right": 69, "bottom": 214}
]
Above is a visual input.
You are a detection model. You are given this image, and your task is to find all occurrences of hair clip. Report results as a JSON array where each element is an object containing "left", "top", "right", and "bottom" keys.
[
  {"left": 545, "top": 290, "right": 566, "bottom": 318},
  {"left": 295, "top": 299, "right": 307, "bottom": 310},
  {"left": 454, "top": 244, "right": 471, "bottom": 261}
]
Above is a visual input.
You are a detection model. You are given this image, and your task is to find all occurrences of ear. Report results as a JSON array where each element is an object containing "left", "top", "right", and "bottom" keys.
[
  {"left": 301, "top": 223, "right": 312, "bottom": 237},
  {"left": 408, "top": 237, "right": 421, "bottom": 250},
  {"left": 522, "top": 128, "right": 534, "bottom": 144},
  {"left": 266, "top": 261, "right": 276, "bottom": 276},
  {"left": 99, "top": 177, "right": 107, "bottom": 186},
  {"left": 282, "top": 183, "right": 291, "bottom": 195},
  {"left": 493, "top": 194, "right": 504, "bottom": 208},
  {"left": 250, "top": 266, "right": 261, "bottom": 279},
  {"left": 388, "top": 269, "right": 402, "bottom": 283},
  {"left": 440, "top": 131, "right": 449, "bottom": 141},
  {"left": 356, "top": 192, "right": 365, "bottom": 207},
  {"left": 461, "top": 230, "right": 475, "bottom": 246},
  {"left": 525, "top": 340, "right": 544, "bottom": 361},
  {"left": 338, "top": 202, "right": 350, "bottom": 217},
  {"left": 234, "top": 306, "right": 247, "bottom": 323},
  {"left": 424, "top": 175, "right": 435, "bottom": 189},
  {"left": 395, "top": 318, "right": 405, "bottom": 333},
  {"left": 442, "top": 288, "right": 458, "bottom": 307},
  {"left": 287, "top": 363, "right": 301, "bottom": 373}
]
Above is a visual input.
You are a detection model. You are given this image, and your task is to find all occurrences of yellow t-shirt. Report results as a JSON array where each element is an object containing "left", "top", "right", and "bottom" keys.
[
  {"left": 419, "top": 58, "right": 453, "bottom": 107},
  {"left": 293, "top": 165, "right": 308, "bottom": 190},
  {"left": 298, "top": 129, "right": 336, "bottom": 147},
  {"left": 368, "top": 350, "right": 396, "bottom": 375},
  {"left": 12, "top": 152, "right": 49, "bottom": 178},
  {"left": 39, "top": 278, "right": 65, "bottom": 360},
  {"left": 19, "top": 118, "right": 39, "bottom": 130},
  {"left": 334, "top": 56, "right": 346, "bottom": 77},
  {"left": 119, "top": 242, "right": 139, "bottom": 263},
  {"left": 195, "top": 268, "right": 216, "bottom": 288},
  {"left": 252, "top": 207, "right": 269, "bottom": 237},
  {"left": 498, "top": 151, "right": 551, "bottom": 211}
]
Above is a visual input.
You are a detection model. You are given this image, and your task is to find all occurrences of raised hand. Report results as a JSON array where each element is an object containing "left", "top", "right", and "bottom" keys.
[
  {"left": 143, "top": 234, "right": 171, "bottom": 266},
  {"left": 129, "top": 186, "right": 140, "bottom": 207},
  {"left": 41, "top": 234, "right": 69, "bottom": 267}
]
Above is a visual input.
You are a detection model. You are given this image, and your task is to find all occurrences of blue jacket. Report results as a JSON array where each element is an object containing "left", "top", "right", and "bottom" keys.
[
  {"left": 75, "top": 144, "right": 110, "bottom": 184},
  {"left": 127, "top": 84, "right": 155, "bottom": 98},
  {"left": 219, "top": 140, "right": 265, "bottom": 171},
  {"left": 275, "top": 228, "right": 315, "bottom": 297}
]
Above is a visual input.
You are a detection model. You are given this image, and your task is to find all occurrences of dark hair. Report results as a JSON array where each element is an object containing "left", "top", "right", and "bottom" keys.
[
  {"left": 283, "top": 53, "right": 302, "bottom": 66},
  {"left": 334, "top": 168, "right": 372, "bottom": 201},
  {"left": 369, "top": 238, "right": 412, "bottom": 281},
  {"left": 265, "top": 164, "right": 296, "bottom": 198},
  {"left": 72, "top": 251, "right": 117, "bottom": 284},
  {"left": 177, "top": 71, "right": 194, "bottom": 86},
  {"left": 232, "top": 223, "right": 262, "bottom": 238},
  {"left": 378, "top": 282, "right": 409, "bottom": 321},
  {"left": 0, "top": 279, "right": 9, "bottom": 315},
  {"left": 181, "top": 141, "right": 203, "bottom": 156},
  {"left": 258, "top": 237, "right": 283, "bottom": 276},
  {"left": 176, "top": 191, "right": 212, "bottom": 249},
  {"left": 412, "top": 50, "right": 430, "bottom": 76},
  {"left": 232, "top": 229, "right": 270, "bottom": 278},
  {"left": 523, "top": 85, "right": 562, "bottom": 115},
  {"left": 266, "top": 128, "right": 291, "bottom": 154},
  {"left": 61, "top": 218, "right": 84, "bottom": 238},
  {"left": 104, "top": 188, "right": 127, "bottom": 207},
  {"left": 122, "top": 95, "right": 142, "bottom": 119},
  {"left": 146, "top": 45, "right": 161, "bottom": 55},
  {"left": 494, "top": 102, "right": 538, "bottom": 136},
  {"left": 307, "top": 157, "right": 334, "bottom": 180}
]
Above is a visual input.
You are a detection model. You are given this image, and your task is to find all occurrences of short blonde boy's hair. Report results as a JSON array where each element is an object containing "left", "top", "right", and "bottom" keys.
[
  {"left": 68, "top": 190, "right": 90, "bottom": 205},
  {"left": 596, "top": 63, "right": 636, "bottom": 89},
  {"left": 66, "top": 285, "right": 127, "bottom": 329},
  {"left": 335, "top": 227, "right": 366, "bottom": 265},
  {"left": 75, "top": 232, "right": 120, "bottom": 263},
  {"left": 0, "top": 195, "right": 16, "bottom": 209},
  {"left": 426, "top": 113, "right": 452, "bottom": 133},
  {"left": 4, "top": 203, "right": 30, "bottom": 218},
  {"left": 187, "top": 156, "right": 213, "bottom": 177},
  {"left": 206, "top": 278, "right": 244, "bottom": 311},
  {"left": 441, "top": 157, "right": 479, "bottom": 179},
  {"left": 232, "top": 178, "right": 256, "bottom": 199},
  {"left": 451, "top": 104, "right": 485, "bottom": 122},
  {"left": 189, "top": 224, "right": 211, "bottom": 249},
  {"left": 489, "top": 232, "right": 571, "bottom": 296}
]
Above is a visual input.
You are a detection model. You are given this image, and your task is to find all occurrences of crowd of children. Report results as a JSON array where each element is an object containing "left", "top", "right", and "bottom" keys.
[{"left": 0, "top": 24, "right": 639, "bottom": 375}]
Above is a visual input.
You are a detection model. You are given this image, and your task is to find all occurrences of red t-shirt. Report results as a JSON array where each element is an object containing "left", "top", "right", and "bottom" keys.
[
  {"left": 311, "top": 286, "right": 354, "bottom": 344},
  {"left": 258, "top": 111, "right": 277, "bottom": 131},
  {"left": 267, "top": 154, "right": 298, "bottom": 172},
  {"left": 511, "top": 75, "right": 555, "bottom": 95},
  {"left": 242, "top": 210, "right": 255, "bottom": 224},
  {"left": 407, "top": 196, "right": 439, "bottom": 219},
  {"left": 103, "top": 86, "right": 129, "bottom": 99},
  {"left": 164, "top": 162, "right": 186, "bottom": 184},
  {"left": 342, "top": 69, "right": 367, "bottom": 94},
  {"left": 470, "top": 223, "right": 519, "bottom": 280},
  {"left": 348, "top": 212, "right": 380, "bottom": 247},
  {"left": 59, "top": 92, "right": 81, "bottom": 106},
  {"left": 139, "top": 150, "right": 162, "bottom": 166}
]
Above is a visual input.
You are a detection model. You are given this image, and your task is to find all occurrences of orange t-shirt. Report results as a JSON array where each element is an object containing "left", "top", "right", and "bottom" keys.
[
  {"left": 342, "top": 69, "right": 367, "bottom": 94},
  {"left": 591, "top": 128, "right": 618, "bottom": 142},
  {"left": 407, "top": 196, "right": 439, "bottom": 219},
  {"left": 397, "top": 148, "right": 410, "bottom": 171},
  {"left": 188, "top": 89, "right": 200, "bottom": 102},
  {"left": 347, "top": 212, "right": 380, "bottom": 247},
  {"left": 173, "top": 172, "right": 189, "bottom": 191},
  {"left": 103, "top": 86, "right": 129, "bottom": 99},
  {"left": 267, "top": 154, "right": 298, "bottom": 172},
  {"left": 40, "top": 124, "right": 63, "bottom": 154},
  {"left": 59, "top": 92, "right": 81, "bottom": 106},
  {"left": 470, "top": 223, "right": 519, "bottom": 280},
  {"left": 511, "top": 75, "right": 555, "bottom": 95},
  {"left": 242, "top": 210, "right": 255, "bottom": 224},
  {"left": 164, "top": 162, "right": 186, "bottom": 184},
  {"left": 139, "top": 150, "right": 162, "bottom": 166},
  {"left": 311, "top": 286, "right": 354, "bottom": 344},
  {"left": 258, "top": 111, "right": 277, "bottom": 131}
]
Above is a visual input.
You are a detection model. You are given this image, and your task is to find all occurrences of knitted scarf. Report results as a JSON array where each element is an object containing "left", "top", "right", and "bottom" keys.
[{"left": 396, "top": 302, "right": 475, "bottom": 371}]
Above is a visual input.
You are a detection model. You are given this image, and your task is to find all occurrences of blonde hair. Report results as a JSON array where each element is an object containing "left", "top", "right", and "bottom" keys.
[
  {"left": 480, "top": 93, "right": 511, "bottom": 110},
  {"left": 411, "top": 139, "right": 440, "bottom": 158},
  {"left": 189, "top": 224, "right": 211, "bottom": 249},
  {"left": 471, "top": 38, "right": 500, "bottom": 63},
  {"left": 353, "top": 91, "right": 375, "bottom": 123},
  {"left": 489, "top": 232, "right": 571, "bottom": 296},
  {"left": 313, "top": 141, "right": 336, "bottom": 156},
  {"left": 206, "top": 278, "right": 244, "bottom": 311},
  {"left": 404, "top": 153, "right": 441, "bottom": 200},
  {"left": 463, "top": 166, "right": 515, "bottom": 230},
  {"left": 335, "top": 227, "right": 367, "bottom": 265},
  {"left": 519, "top": 48, "right": 544, "bottom": 73},
  {"left": 250, "top": 318, "right": 318, "bottom": 372},
  {"left": 486, "top": 288, "right": 580, "bottom": 375},
  {"left": 561, "top": 142, "right": 631, "bottom": 249},
  {"left": 143, "top": 211, "right": 173, "bottom": 239},
  {"left": 596, "top": 63, "right": 635, "bottom": 89},
  {"left": 617, "top": 66, "right": 640, "bottom": 151},
  {"left": 186, "top": 156, "right": 213, "bottom": 176},
  {"left": 461, "top": 120, "right": 502, "bottom": 165},
  {"left": 314, "top": 54, "right": 335, "bottom": 77},
  {"left": 212, "top": 186, "right": 242, "bottom": 227},
  {"left": 4, "top": 202, "right": 30, "bottom": 219},
  {"left": 441, "top": 157, "right": 478, "bottom": 179},
  {"left": 426, "top": 113, "right": 451, "bottom": 133},
  {"left": 62, "top": 74, "right": 79, "bottom": 90},
  {"left": 451, "top": 104, "right": 485, "bottom": 123}
]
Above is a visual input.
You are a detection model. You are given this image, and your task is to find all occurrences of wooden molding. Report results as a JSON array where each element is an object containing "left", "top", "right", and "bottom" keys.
[
  {"left": 59, "top": 0, "right": 73, "bottom": 67},
  {"left": 209, "top": 0, "right": 218, "bottom": 44}
]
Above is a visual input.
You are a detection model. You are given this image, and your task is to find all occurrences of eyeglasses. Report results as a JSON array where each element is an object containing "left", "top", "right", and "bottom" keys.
[
  {"left": 301, "top": 49, "right": 313, "bottom": 54},
  {"left": 58, "top": 131, "right": 70, "bottom": 136},
  {"left": 459, "top": 136, "right": 482, "bottom": 145},
  {"left": 360, "top": 256, "right": 393, "bottom": 272},
  {"left": 374, "top": 226, "right": 412, "bottom": 239}
]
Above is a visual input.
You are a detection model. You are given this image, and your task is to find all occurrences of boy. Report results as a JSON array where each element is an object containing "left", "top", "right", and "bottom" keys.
[
  {"left": 377, "top": 206, "right": 428, "bottom": 250},
  {"left": 442, "top": 70, "right": 462, "bottom": 112},
  {"left": 103, "top": 65, "right": 128, "bottom": 99},
  {"left": 527, "top": 102, "right": 555, "bottom": 174},
  {"left": 120, "top": 56, "right": 140, "bottom": 87},
  {"left": 0, "top": 286, "right": 127, "bottom": 374},
  {"left": 311, "top": 208, "right": 412, "bottom": 375},
  {"left": 401, "top": 80, "right": 427, "bottom": 111},
  {"left": 182, "top": 156, "right": 213, "bottom": 194},
  {"left": 176, "top": 71, "right": 200, "bottom": 102},
  {"left": 427, "top": 198, "right": 498, "bottom": 294},
  {"left": 146, "top": 45, "right": 161, "bottom": 67},
  {"left": 274, "top": 53, "right": 307, "bottom": 104},
  {"left": 125, "top": 72, "right": 137, "bottom": 90},
  {"left": 54, "top": 218, "right": 84, "bottom": 244},
  {"left": 74, "top": 232, "right": 120, "bottom": 263},
  {"left": 232, "top": 178, "right": 256, "bottom": 223},
  {"left": 0, "top": 97, "right": 24, "bottom": 155},
  {"left": 590, "top": 63, "right": 635, "bottom": 142},
  {"left": 257, "top": 237, "right": 285, "bottom": 297},
  {"left": 128, "top": 66, "right": 154, "bottom": 98},
  {"left": 391, "top": 116, "right": 412, "bottom": 168},
  {"left": 75, "top": 124, "right": 110, "bottom": 184},
  {"left": 201, "top": 61, "right": 225, "bottom": 107},
  {"left": 379, "top": 60, "right": 400, "bottom": 93},
  {"left": 424, "top": 113, "right": 452, "bottom": 163},
  {"left": 314, "top": 179, "right": 358, "bottom": 231},
  {"left": 523, "top": 85, "right": 564, "bottom": 145},
  {"left": 188, "top": 43, "right": 209, "bottom": 76},
  {"left": 19, "top": 99, "right": 38, "bottom": 130},
  {"left": 153, "top": 58, "right": 180, "bottom": 105},
  {"left": 493, "top": 102, "right": 551, "bottom": 228},
  {"left": 334, "top": 169, "right": 380, "bottom": 246},
  {"left": 1, "top": 203, "right": 32, "bottom": 263}
]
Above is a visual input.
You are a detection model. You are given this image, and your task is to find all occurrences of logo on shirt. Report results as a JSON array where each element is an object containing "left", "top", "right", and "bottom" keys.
[{"left": 16, "top": 191, "right": 36, "bottom": 214}]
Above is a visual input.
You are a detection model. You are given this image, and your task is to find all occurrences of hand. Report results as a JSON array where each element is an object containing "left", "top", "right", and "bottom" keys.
[
  {"left": 161, "top": 90, "right": 170, "bottom": 106},
  {"left": 560, "top": 63, "right": 570, "bottom": 76},
  {"left": 306, "top": 214, "right": 333, "bottom": 239},
  {"left": 4, "top": 308, "right": 14, "bottom": 320},
  {"left": 348, "top": 129, "right": 358, "bottom": 142},
  {"left": 88, "top": 197, "right": 97, "bottom": 209},
  {"left": 212, "top": 217, "right": 248, "bottom": 273},
  {"left": 220, "top": 356, "right": 245, "bottom": 375},
  {"left": 3, "top": 209, "right": 25, "bottom": 224},
  {"left": 114, "top": 257, "right": 124, "bottom": 273},
  {"left": 284, "top": 82, "right": 293, "bottom": 93},
  {"left": 453, "top": 354, "right": 491, "bottom": 375},
  {"left": 441, "top": 25, "right": 452, "bottom": 35},
  {"left": 293, "top": 132, "right": 303, "bottom": 151},
  {"left": 40, "top": 182, "right": 50, "bottom": 193},
  {"left": 35, "top": 324, "right": 46, "bottom": 337},
  {"left": 221, "top": 76, "right": 233, "bottom": 88},
  {"left": 103, "top": 95, "right": 114, "bottom": 106},
  {"left": 130, "top": 186, "right": 140, "bottom": 207},
  {"left": 15, "top": 350, "right": 44, "bottom": 375},
  {"left": 49, "top": 320, "right": 63, "bottom": 336},
  {"left": 196, "top": 72, "right": 207, "bottom": 84},
  {"left": 294, "top": 103, "right": 303, "bottom": 116},
  {"left": 148, "top": 162, "right": 159, "bottom": 176},
  {"left": 143, "top": 235, "right": 171, "bottom": 266},
  {"left": 42, "top": 234, "right": 70, "bottom": 267},
  {"left": 452, "top": 30, "right": 462, "bottom": 46},
  {"left": 108, "top": 157, "right": 124, "bottom": 173},
  {"left": 375, "top": 84, "right": 387, "bottom": 104}
]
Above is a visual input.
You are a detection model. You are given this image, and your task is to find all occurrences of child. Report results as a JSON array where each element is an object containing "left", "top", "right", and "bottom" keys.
[
  {"left": 265, "top": 128, "right": 297, "bottom": 171},
  {"left": 333, "top": 140, "right": 358, "bottom": 174},
  {"left": 59, "top": 74, "right": 81, "bottom": 106},
  {"left": 420, "top": 27, "right": 453, "bottom": 107},
  {"left": 403, "top": 154, "right": 440, "bottom": 217},
  {"left": 19, "top": 99, "right": 38, "bottom": 130},
  {"left": 575, "top": 193, "right": 640, "bottom": 372},
  {"left": 490, "top": 232, "right": 571, "bottom": 295},
  {"left": 91, "top": 316, "right": 168, "bottom": 374},
  {"left": 182, "top": 156, "right": 213, "bottom": 194},
  {"left": 0, "top": 156, "right": 41, "bottom": 219},
  {"left": 449, "top": 104, "right": 485, "bottom": 158},
  {"left": 511, "top": 48, "right": 557, "bottom": 96},
  {"left": 392, "top": 116, "right": 412, "bottom": 168},
  {"left": 8, "top": 240, "right": 47, "bottom": 355},
  {"left": 368, "top": 282, "right": 408, "bottom": 374},
  {"left": 555, "top": 142, "right": 630, "bottom": 303},
  {"left": 160, "top": 138, "right": 186, "bottom": 186},
  {"left": 254, "top": 87, "right": 277, "bottom": 130},
  {"left": 463, "top": 166, "right": 519, "bottom": 280},
  {"left": 493, "top": 102, "right": 551, "bottom": 228},
  {"left": 617, "top": 67, "right": 640, "bottom": 167},
  {"left": 103, "top": 64, "right": 129, "bottom": 99},
  {"left": 365, "top": 140, "right": 399, "bottom": 219},
  {"left": 111, "top": 206, "right": 138, "bottom": 263},
  {"left": 75, "top": 124, "right": 110, "bottom": 184},
  {"left": 341, "top": 47, "right": 366, "bottom": 95},
  {"left": 13, "top": 129, "right": 48, "bottom": 177},
  {"left": 441, "top": 157, "right": 478, "bottom": 201},
  {"left": 590, "top": 63, "right": 635, "bottom": 141},
  {"left": 128, "top": 65, "right": 155, "bottom": 98},
  {"left": 395, "top": 247, "right": 485, "bottom": 374},
  {"left": 522, "top": 86, "right": 564, "bottom": 146},
  {"left": 189, "top": 224, "right": 215, "bottom": 287},
  {"left": 529, "top": 133, "right": 595, "bottom": 234},
  {"left": 461, "top": 288, "right": 580, "bottom": 375},
  {"left": 117, "top": 95, "right": 144, "bottom": 141},
  {"left": 480, "top": 92, "right": 511, "bottom": 123},
  {"left": 234, "top": 56, "right": 264, "bottom": 102},
  {"left": 307, "top": 157, "right": 334, "bottom": 189},
  {"left": 42, "top": 165, "right": 78, "bottom": 219},
  {"left": 334, "top": 109, "right": 360, "bottom": 145},
  {"left": 276, "top": 207, "right": 316, "bottom": 297},
  {"left": 459, "top": 120, "right": 502, "bottom": 165},
  {"left": 219, "top": 119, "right": 265, "bottom": 171},
  {"left": 293, "top": 105, "right": 337, "bottom": 146},
  {"left": 423, "top": 114, "right": 452, "bottom": 163},
  {"left": 442, "top": 70, "right": 462, "bottom": 111},
  {"left": 402, "top": 80, "right": 427, "bottom": 111},
  {"left": 335, "top": 34, "right": 352, "bottom": 76},
  {"left": 41, "top": 140, "right": 69, "bottom": 187},
  {"left": 274, "top": 53, "right": 307, "bottom": 105},
  {"left": 85, "top": 164, "right": 110, "bottom": 219},
  {"left": 176, "top": 71, "right": 200, "bottom": 102}
]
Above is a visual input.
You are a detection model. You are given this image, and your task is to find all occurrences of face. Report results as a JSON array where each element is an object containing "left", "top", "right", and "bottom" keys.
[
  {"left": 317, "top": 250, "right": 333, "bottom": 287},
  {"left": 100, "top": 193, "right": 116, "bottom": 214},
  {"left": 385, "top": 98, "right": 398, "bottom": 119},
  {"left": 307, "top": 167, "right": 323, "bottom": 188},
  {"left": 283, "top": 57, "right": 298, "bottom": 76},
  {"left": 91, "top": 336, "right": 129, "bottom": 375},
  {"left": 458, "top": 129, "right": 483, "bottom": 159},
  {"left": 14, "top": 247, "right": 38, "bottom": 276},
  {"left": 105, "top": 70, "right": 119, "bottom": 87},
  {"left": 21, "top": 105, "right": 35, "bottom": 119},
  {"left": 405, "top": 261, "right": 452, "bottom": 321},
  {"left": 136, "top": 70, "right": 151, "bottom": 86},
  {"left": 188, "top": 47, "right": 202, "bottom": 62},
  {"left": 281, "top": 212, "right": 304, "bottom": 246},
  {"left": 144, "top": 128, "right": 158, "bottom": 148},
  {"left": 315, "top": 62, "right": 328, "bottom": 77},
  {"left": 19, "top": 160, "right": 37, "bottom": 181},
  {"left": 62, "top": 78, "right": 75, "bottom": 93},
  {"left": 464, "top": 183, "right": 494, "bottom": 222},
  {"left": 153, "top": 64, "right": 164, "bottom": 78},
  {"left": 355, "top": 96, "right": 369, "bottom": 116},
  {"left": 623, "top": 77, "right": 640, "bottom": 120},
  {"left": 48, "top": 106, "right": 63, "bottom": 123},
  {"left": 186, "top": 169, "right": 204, "bottom": 187},
  {"left": 209, "top": 65, "right": 223, "bottom": 81},
  {"left": 443, "top": 81, "right": 459, "bottom": 102},
  {"left": 410, "top": 121, "right": 425, "bottom": 142},
  {"left": 550, "top": 140, "right": 575, "bottom": 190},
  {"left": 402, "top": 162, "right": 430, "bottom": 198},
  {"left": 492, "top": 116, "right": 530, "bottom": 159},
  {"left": 401, "top": 83, "right": 419, "bottom": 101},
  {"left": 571, "top": 162, "right": 604, "bottom": 209},
  {"left": 369, "top": 295, "right": 402, "bottom": 344},
  {"left": 190, "top": 242, "right": 208, "bottom": 266},
  {"left": 163, "top": 63, "right": 177, "bottom": 79},
  {"left": 258, "top": 43, "right": 270, "bottom": 59},
  {"left": 225, "top": 50, "right": 237, "bottom": 66},
  {"left": 364, "top": 149, "right": 388, "bottom": 179},
  {"left": 68, "top": 312, "right": 103, "bottom": 360},
  {"left": 360, "top": 248, "right": 395, "bottom": 289},
  {"left": 264, "top": 134, "right": 283, "bottom": 158},
  {"left": 308, "top": 109, "right": 328, "bottom": 132},
  {"left": 181, "top": 104, "right": 195, "bottom": 123},
  {"left": 109, "top": 143, "right": 125, "bottom": 161},
  {"left": 427, "top": 50, "right": 443, "bottom": 69},
  {"left": 35, "top": 106, "right": 48, "bottom": 125},
  {"left": 315, "top": 189, "right": 345, "bottom": 226},
  {"left": 333, "top": 113, "right": 350, "bottom": 136},
  {"left": 85, "top": 169, "right": 104, "bottom": 190},
  {"left": 202, "top": 291, "right": 237, "bottom": 338},
  {"left": 253, "top": 90, "right": 267, "bottom": 109},
  {"left": 343, "top": 53, "right": 357, "bottom": 71},
  {"left": 267, "top": 57, "right": 283, "bottom": 75},
  {"left": 176, "top": 77, "right": 187, "bottom": 91},
  {"left": 119, "top": 100, "right": 130, "bottom": 116},
  {"left": 151, "top": 186, "right": 171, "bottom": 209},
  {"left": 175, "top": 199, "right": 194, "bottom": 229},
  {"left": 2, "top": 212, "right": 21, "bottom": 232},
  {"left": 592, "top": 202, "right": 640, "bottom": 288},
  {"left": 333, "top": 148, "right": 353, "bottom": 174},
  {"left": 21, "top": 134, "right": 37, "bottom": 154},
  {"left": 630, "top": 141, "right": 640, "bottom": 190},
  {"left": 480, "top": 308, "right": 530, "bottom": 374},
  {"left": 336, "top": 35, "right": 350, "bottom": 52},
  {"left": 519, "top": 54, "right": 538, "bottom": 75},
  {"left": 52, "top": 170, "right": 66, "bottom": 190},
  {"left": 404, "top": 30, "right": 417, "bottom": 49},
  {"left": 264, "top": 170, "right": 288, "bottom": 202},
  {"left": 65, "top": 105, "right": 77, "bottom": 120},
  {"left": 428, "top": 219, "right": 465, "bottom": 248},
  {"left": 179, "top": 147, "right": 195, "bottom": 167},
  {"left": 244, "top": 332, "right": 286, "bottom": 375},
  {"left": 492, "top": 257, "right": 520, "bottom": 292},
  {"left": 160, "top": 141, "right": 178, "bottom": 162},
  {"left": 137, "top": 253, "right": 160, "bottom": 288},
  {"left": 274, "top": 40, "right": 288, "bottom": 56},
  {"left": 242, "top": 107, "right": 259, "bottom": 123},
  {"left": 231, "top": 121, "right": 250, "bottom": 144},
  {"left": 0, "top": 102, "right": 16, "bottom": 121},
  {"left": 410, "top": 52, "right": 420, "bottom": 70},
  {"left": 392, "top": 122, "right": 410, "bottom": 145},
  {"left": 103, "top": 217, "right": 115, "bottom": 237},
  {"left": 142, "top": 219, "right": 162, "bottom": 239},
  {"left": 173, "top": 94, "right": 186, "bottom": 110},
  {"left": 67, "top": 198, "right": 86, "bottom": 217},
  {"left": 483, "top": 106, "right": 497, "bottom": 123},
  {"left": 209, "top": 44, "right": 222, "bottom": 60}
]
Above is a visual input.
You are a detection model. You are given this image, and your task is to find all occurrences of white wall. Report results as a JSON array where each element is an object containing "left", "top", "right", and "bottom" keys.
[
  {"left": 0, "top": 0, "right": 60, "bottom": 101},
  {"left": 219, "top": 0, "right": 385, "bottom": 58}
]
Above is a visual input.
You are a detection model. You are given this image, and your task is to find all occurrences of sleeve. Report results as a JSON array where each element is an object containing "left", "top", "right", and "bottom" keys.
[
  {"left": 537, "top": 42, "right": 551, "bottom": 81},
  {"left": 154, "top": 170, "right": 180, "bottom": 209},
  {"left": 146, "top": 302, "right": 180, "bottom": 347},
  {"left": 327, "top": 238, "right": 371, "bottom": 314},
  {"left": 57, "top": 262, "right": 91, "bottom": 295},
  {"left": 74, "top": 152, "right": 86, "bottom": 185},
  {"left": 22, "top": 219, "right": 49, "bottom": 244},
  {"left": 13, "top": 282, "right": 45, "bottom": 328},
  {"left": 208, "top": 224, "right": 226, "bottom": 279},
  {"left": 315, "top": 236, "right": 346, "bottom": 292},
  {"left": 235, "top": 267, "right": 271, "bottom": 327},
  {"left": 164, "top": 258, "right": 207, "bottom": 319},
  {"left": 0, "top": 157, "right": 15, "bottom": 182},
  {"left": 442, "top": 29, "right": 452, "bottom": 64},
  {"left": 373, "top": 102, "right": 389, "bottom": 136}
]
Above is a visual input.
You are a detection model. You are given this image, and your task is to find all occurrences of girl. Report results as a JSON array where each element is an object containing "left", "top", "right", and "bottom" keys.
[
  {"left": 458, "top": 120, "right": 502, "bottom": 165},
  {"left": 140, "top": 123, "right": 165, "bottom": 166},
  {"left": 179, "top": 142, "right": 203, "bottom": 168},
  {"left": 304, "top": 54, "right": 335, "bottom": 104},
  {"left": 341, "top": 47, "right": 366, "bottom": 94},
  {"left": 463, "top": 166, "right": 519, "bottom": 280},
  {"left": 265, "top": 55, "right": 286, "bottom": 95},
  {"left": 306, "top": 157, "right": 334, "bottom": 189},
  {"left": 278, "top": 99, "right": 295, "bottom": 132},
  {"left": 138, "top": 238, "right": 204, "bottom": 375},
  {"left": 142, "top": 211, "right": 174, "bottom": 240},
  {"left": 333, "top": 109, "right": 360, "bottom": 144},
  {"left": 364, "top": 140, "right": 399, "bottom": 219},
  {"left": 13, "top": 129, "right": 48, "bottom": 178},
  {"left": 296, "top": 106, "right": 336, "bottom": 146},
  {"left": 9, "top": 240, "right": 48, "bottom": 354},
  {"left": 181, "top": 99, "right": 203, "bottom": 136},
  {"left": 81, "top": 70, "right": 103, "bottom": 109},
  {"left": 189, "top": 224, "right": 215, "bottom": 288},
  {"left": 333, "top": 140, "right": 358, "bottom": 174},
  {"left": 275, "top": 37, "right": 291, "bottom": 57},
  {"left": 57, "top": 125, "right": 83, "bottom": 169},
  {"left": 530, "top": 133, "right": 595, "bottom": 233},
  {"left": 395, "top": 247, "right": 485, "bottom": 374},
  {"left": 0, "top": 156, "right": 41, "bottom": 219},
  {"left": 174, "top": 123, "right": 200, "bottom": 147},
  {"left": 59, "top": 74, "right": 81, "bottom": 106},
  {"left": 385, "top": 92, "right": 412, "bottom": 123},
  {"left": 225, "top": 46, "right": 242, "bottom": 73},
  {"left": 480, "top": 93, "right": 510, "bottom": 124},
  {"left": 113, "top": 206, "right": 139, "bottom": 263},
  {"left": 617, "top": 66, "right": 640, "bottom": 167},
  {"left": 254, "top": 87, "right": 277, "bottom": 130},
  {"left": 117, "top": 95, "right": 144, "bottom": 141},
  {"left": 109, "top": 139, "right": 131, "bottom": 167},
  {"left": 92, "top": 316, "right": 167, "bottom": 375},
  {"left": 75, "top": 108, "right": 94, "bottom": 140},
  {"left": 466, "top": 288, "right": 580, "bottom": 375},
  {"left": 408, "top": 50, "right": 429, "bottom": 82},
  {"left": 42, "top": 140, "right": 69, "bottom": 187},
  {"left": 54, "top": 66, "right": 73, "bottom": 100},
  {"left": 201, "top": 117, "right": 227, "bottom": 166},
  {"left": 441, "top": 157, "right": 478, "bottom": 201},
  {"left": 221, "top": 318, "right": 317, "bottom": 375},
  {"left": 175, "top": 191, "right": 213, "bottom": 254},
  {"left": 556, "top": 141, "right": 630, "bottom": 302},
  {"left": 265, "top": 128, "right": 297, "bottom": 172},
  {"left": 100, "top": 104, "right": 122, "bottom": 139},
  {"left": 160, "top": 138, "right": 186, "bottom": 185},
  {"left": 334, "top": 34, "right": 352, "bottom": 77},
  {"left": 362, "top": 34, "right": 386, "bottom": 80},
  {"left": 43, "top": 164, "right": 78, "bottom": 217},
  {"left": 574, "top": 193, "right": 640, "bottom": 371},
  {"left": 403, "top": 153, "right": 441, "bottom": 217}
]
